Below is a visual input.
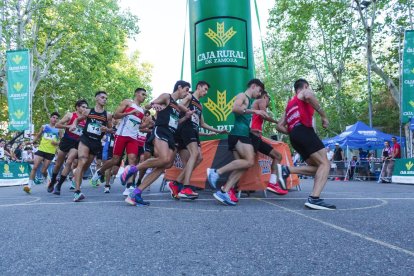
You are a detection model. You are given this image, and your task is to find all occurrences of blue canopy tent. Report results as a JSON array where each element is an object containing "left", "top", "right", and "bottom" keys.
[{"left": 323, "top": 121, "right": 405, "bottom": 150}]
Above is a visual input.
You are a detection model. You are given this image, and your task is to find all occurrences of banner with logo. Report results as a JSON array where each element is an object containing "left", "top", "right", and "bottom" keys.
[
  {"left": 0, "top": 161, "right": 31, "bottom": 187},
  {"left": 402, "top": 30, "right": 414, "bottom": 123},
  {"left": 392, "top": 158, "right": 414, "bottom": 184},
  {"left": 189, "top": 0, "right": 254, "bottom": 140},
  {"left": 6, "top": 49, "right": 31, "bottom": 131}
]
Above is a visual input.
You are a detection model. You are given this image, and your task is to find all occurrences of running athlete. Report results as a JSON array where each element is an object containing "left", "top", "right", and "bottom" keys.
[
  {"left": 47, "top": 100, "right": 88, "bottom": 195},
  {"left": 69, "top": 91, "right": 112, "bottom": 202},
  {"left": 277, "top": 79, "right": 335, "bottom": 210},
  {"left": 101, "top": 119, "right": 119, "bottom": 193},
  {"left": 91, "top": 88, "right": 147, "bottom": 188},
  {"left": 24, "top": 112, "right": 61, "bottom": 194},
  {"left": 250, "top": 91, "right": 288, "bottom": 196},
  {"left": 169, "top": 81, "right": 227, "bottom": 200},
  {"left": 125, "top": 80, "right": 192, "bottom": 206},
  {"left": 206, "top": 79, "right": 268, "bottom": 206}
]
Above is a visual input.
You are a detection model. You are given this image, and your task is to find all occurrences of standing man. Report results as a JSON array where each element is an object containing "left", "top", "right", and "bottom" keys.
[
  {"left": 91, "top": 88, "right": 148, "bottom": 188},
  {"left": 277, "top": 78, "right": 335, "bottom": 210},
  {"left": 206, "top": 79, "right": 268, "bottom": 206},
  {"left": 250, "top": 90, "right": 288, "bottom": 196},
  {"left": 70, "top": 91, "right": 112, "bottom": 202},
  {"left": 391, "top": 137, "right": 401, "bottom": 159},
  {"left": 125, "top": 80, "right": 192, "bottom": 206},
  {"left": 333, "top": 143, "right": 345, "bottom": 180},
  {"left": 168, "top": 81, "right": 227, "bottom": 200},
  {"left": 24, "top": 112, "right": 61, "bottom": 194},
  {"left": 47, "top": 99, "right": 88, "bottom": 195}
]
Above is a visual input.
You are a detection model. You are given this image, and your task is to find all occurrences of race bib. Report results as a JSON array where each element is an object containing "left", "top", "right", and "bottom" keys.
[
  {"left": 71, "top": 125, "right": 83, "bottom": 136},
  {"left": 169, "top": 115, "right": 178, "bottom": 130},
  {"left": 191, "top": 114, "right": 200, "bottom": 126},
  {"left": 43, "top": 132, "right": 56, "bottom": 140},
  {"left": 110, "top": 139, "right": 114, "bottom": 147},
  {"left": 87, "top": 123, "right": 102, "bottom": 136}
]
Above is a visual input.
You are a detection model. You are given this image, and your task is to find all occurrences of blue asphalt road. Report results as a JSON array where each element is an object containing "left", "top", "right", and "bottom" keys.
[{"left": 0, "top": 177, "right": 413, "bottom": 275}]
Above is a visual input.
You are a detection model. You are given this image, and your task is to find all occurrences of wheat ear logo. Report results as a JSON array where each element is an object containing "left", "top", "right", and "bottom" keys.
[
  {"left": 409, "top": 100, "right": 414, "bottom": 108},
  {"left": 14, "top": 109, "right": 24, "bottom": 119},
  {"left": 19, "top": 165, "right": 25, "bottom": 173},
  {"left": 406, "top": 161, "right": 414, "bottom": 170},
  {"left": 13, "top": 82, "right": 24, "bottom": 92},
  {"left": 4, "top": 164, "right": 10, "bottom": 174},
  {"left": 205, "top": 90, "right": 236, "bottom": 121},
  {"left": 205, "top": 22, "right": 237, "bottom": 47},
  {"left": 12, "top": 55, "right": 23, "bottom": 64}
]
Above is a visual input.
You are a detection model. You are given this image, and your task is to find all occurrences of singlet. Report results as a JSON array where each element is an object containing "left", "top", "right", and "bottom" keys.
[
  {"left": 180, "top": 95, "right": 203, "bottom": 130},
  {"left": 83, "top": 108, "right": 108, "bottom": 140},
  {"left": 38, "top": 124, "right": 60, "bottom": 154},
  {"left": 230, "top": 94, "right": 254, "bottom": 137},
  {"left": 105, "top": 127, "right": 116, "bottom": 149},
  {"left": 251, "top": 101, "right": 265, "bottom": 134},
  {"left": 155, "top": 95, "right": 181, "bottom": 133},
  {"left": 64, "top": 112, "right": 86, "bottom": 140},
  {"left": 285, "top": 95, "right": 314, "bottom": 132},
  {"left": 116, "top": 102, "right": 145, "bottom": 140}
]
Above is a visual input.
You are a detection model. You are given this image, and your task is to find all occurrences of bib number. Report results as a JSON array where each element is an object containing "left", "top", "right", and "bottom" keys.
[
  {"left": 71, "top": 126, "right": 83, "bottom": 136},
  {"left": 168, "top": 115, "right": 178, "bottom": 130},
  {"left": 43, "top": 132, "right": 56, "bottom": 140},
  {"left": 87, "top": 123, "right": 102, "bottom": 136},
  {"left": 191, "top": 114, "right": 200, "bottom": 126}
]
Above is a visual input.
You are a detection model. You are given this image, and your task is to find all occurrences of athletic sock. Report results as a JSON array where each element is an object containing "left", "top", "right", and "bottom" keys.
[
  {"left": 74, "top": 190, "right": 80, "bottom": 194},
  {"left": 56, "top": 175, "right": 67, "bottom": 189},
  {"left": 309, "top": 196, "right": 319, "bottom": 200},
  {"left": 269, "top": 174, "right": 277, "bottom": 184},
  {"left": 136, "top": 178, "right": 142, "bottom": 186},
  {"left": 126, "top": 182, "right": 133, "bottom": 188},
  {"left": 220, "top": 186, "right": 226, "bottom": 193},
  {"left": 51, "top": 172, "right": 58, "bottom": 184},
  {"left": 132, "top": 187, "right": 142, "bottom": 195}
]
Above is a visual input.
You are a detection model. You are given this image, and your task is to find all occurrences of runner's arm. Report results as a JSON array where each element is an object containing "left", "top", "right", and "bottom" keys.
[
  {"left": 55, "top": 112, "right": 73, "bottom": 129},
  {"left": 145, "top": 93, "right": 169, "bottom": 110},
  {"left": 200, "top": 115, "right": 228, "bottom": 134},
  {"left": 69, "top": 109, "right": 90, "bottom": 132},
  {"left": 256, "top": 100, "right": 278, "bottom": 123},
  {"left": 277, "top": 114, "right": 289, "bottom": 134},
  {"left": 32, "top": 126, "right": 45, "bottom": 144},
  {"left": 303, "top": 89, "right": 328, "bottom": 128},
  {"left": 113, "top": 100, "right": 134, "bottom": 119}
]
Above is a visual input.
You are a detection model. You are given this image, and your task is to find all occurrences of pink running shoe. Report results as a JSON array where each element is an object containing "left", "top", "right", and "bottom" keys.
[
  {"left": 267, "top": 182, "right": 288, "bottom": 195},
  {"left": 228, "top": 188, "right": 239, "bottom": 202}
]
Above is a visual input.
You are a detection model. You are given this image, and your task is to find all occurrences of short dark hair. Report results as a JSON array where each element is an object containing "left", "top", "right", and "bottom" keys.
[
  {"left": 144, "top": 110, "right": 151, "bottom": 116},
  {"left": 247, "top": 79, "right": 265, "bottom": 91},
  {"left": 75, "top": 99, "right": 88, "bottom": 109},
  {"left": 50, "top": 112, "right": 60, "bottom": 118},
  {"left": 259, "top": 90, "right": 269, "bottom": 99},
  {"left": 135, "top": 88, "right": 146, "bottom": 93},
  {"left": 294, "top": 79, "right": 309, "bottom": 92},
  {"left": 392, "top": 136, "right": 397, "bottom": 140},
  {"left": 173, "top": 80, "right": 191, "bottom": 92},
  {"left": 95, "top": 91, "right": 107, "bottom": 97},
  {"left": 196, "top": 81, "right": 210, "bottom": 89}
]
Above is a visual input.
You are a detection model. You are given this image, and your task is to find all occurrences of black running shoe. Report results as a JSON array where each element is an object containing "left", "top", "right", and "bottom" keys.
[
  {"left": 53, "top": 187, "right": 61, "bottom": 195},
  {"left": 305, "top": 197, "right": 336, "bottom": 210},
  {"left": 47, "top": 182, "right": 54, "bottom": 193}
]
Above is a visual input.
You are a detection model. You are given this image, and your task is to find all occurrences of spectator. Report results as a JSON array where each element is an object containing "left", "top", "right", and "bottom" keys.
[
  {"left": 391, "top": 136, "right": 401, "bottom": 159},
  {"left": 358, "top": 148, "right": 369, "bottom": 180},
  {"left": 14, "top": 143, "right": 24, "bottom": 161},
  {"left": 0, "top": 139, "right": 5, "bottom": 161},
  {"left": 4, "top": 143, "right": 15, "bottom": 161},
  {"left": 380, "top": 141, "right": 393, "bottom": 183},
  {"left": 333, "top": 143, "right": 345, "bottom": 180},
  {"left": 22, "top": 147, "right": 34, "bottom": 164},
  {"left": 348, "top": 156, "right": 358, "bottom": 180}
]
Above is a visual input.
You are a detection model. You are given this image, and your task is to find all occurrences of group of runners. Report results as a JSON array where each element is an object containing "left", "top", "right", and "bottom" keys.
[{"left": 23, "top": 78, "right": 336, "bottom": 210}]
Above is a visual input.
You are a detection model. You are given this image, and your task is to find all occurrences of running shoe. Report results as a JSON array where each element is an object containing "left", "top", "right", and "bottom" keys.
[
  {"left": 47, "top": 179, "right": 55, "bottom": 193},
  {"left": 266, "top": 182, "right": 288, "bottom": 195},
  {"left": 125, "top": 194, "right": 137, "bottom": 206},
  {"left": 134, "top": 193, "right": 150, "bottom": 206},
  {"left": 23, "top": 185, "right": 31, "bottom": 194},
  {"left": 53, "top": 186, "right": 61, "bottom": 195},
  {"left": 70, "top": 179, "right": 76, "bottom": 190},
  {"left": 168, "top": 181, "right": 181, "bottom": 200},
  {"left": 276, "top": 164, "right": 290, "bottom": 190},
  {"left": 213, "top": 191, "right": 236, "bottom": 206},
  {"left": 73, "top": 192, "right": 85, "bottom": 202},
  {"left": 34, "top": 177, "right": 42, "bottom": 185},
  {"left": 304, "top": 197, "right": 336, "bottom": 210},
  {"left": 104, "top": 186, "right": 110, "bottom": 194},
  {"left": 228, "top": 188, "right": 239, "bottom": 202},
  {"left": 206, "top": 168, "right": 219, "bottom": 189},
  {"left": 120, "top": 165, "right": 138, "bottom": 186},
  {"left": 109, "top": 175, "right": 116, "bottom": 185},
  {"left": 90, "top": 169, "right": 101, "bottom": 187},
  {"left": 178, "top": 186, "right": 198, "bottom": 200},
  {"left": 43, "top": 175, "right": 50, "bottom": 186}
]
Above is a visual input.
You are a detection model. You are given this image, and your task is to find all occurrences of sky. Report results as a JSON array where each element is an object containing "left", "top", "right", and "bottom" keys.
[{"left": 119, "top": 0, "right": 275, "bottom": 97}]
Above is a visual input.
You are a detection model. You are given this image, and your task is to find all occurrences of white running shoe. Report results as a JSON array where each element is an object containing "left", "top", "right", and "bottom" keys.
[{"left": 123, "top": 187, "right": 134, "bottom": 196}]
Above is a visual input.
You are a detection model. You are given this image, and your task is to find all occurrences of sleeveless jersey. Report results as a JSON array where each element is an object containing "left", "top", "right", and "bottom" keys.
[
  {"left": 83, "top": 108, "right": 108, "bottom": 140},
  {"left": 181, "top": 95, "right": 202, "bottom": 130},
  {"left": 155, "top": 95, "right": 181, "bottom": 133},
  {"left": 230, "top": 94, "right": 254, "bottom": 137},
  {"left": 38, "top": 124, "right": 60, "bottom": 154},
  {"left": 285, "top": 95, "right": 314, "bottom": 132},
  {"left": 116, "top": 102, "right": 145, "bottom": 140},
  {"left": 251, "top": 103, "right": 265, "bottom": 133},
  {"left": 64, "top": 112, "right": 86, "bottom": 140}
]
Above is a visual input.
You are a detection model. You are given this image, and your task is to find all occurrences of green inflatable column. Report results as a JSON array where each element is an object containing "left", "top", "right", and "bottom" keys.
[{"left": 189, "top": 0, "right": 255, "bottom": 140}]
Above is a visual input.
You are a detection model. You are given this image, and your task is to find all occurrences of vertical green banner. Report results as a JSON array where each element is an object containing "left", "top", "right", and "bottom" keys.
[
  {"left": 189, "top": 0, "right": 254, "bottom": 140},
  {"left": 402, "top": 30, "right": 414, "bottom": 123},
  {"left": 6, "top": 49, "right": 31, "bottom": 131}
]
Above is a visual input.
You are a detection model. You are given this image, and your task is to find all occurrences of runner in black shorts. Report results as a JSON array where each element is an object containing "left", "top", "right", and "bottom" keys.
[
  {"left": 69, "top": 91, "right": 112, "bottom": 202},
  {"left": 47, "top": 99, "right": 88, "bottom": 195},
  {"left": 125, "top": 80, "right": 192, "bottom": 206},
  {"left": 278, "top": 78, "right": 335, "bottom": 210},
  {"left": 169, "top": 81, "right": 227, "bottom": 200},
  {"left": 136, "top": 111, "right": 155, "bottom": 187}
]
